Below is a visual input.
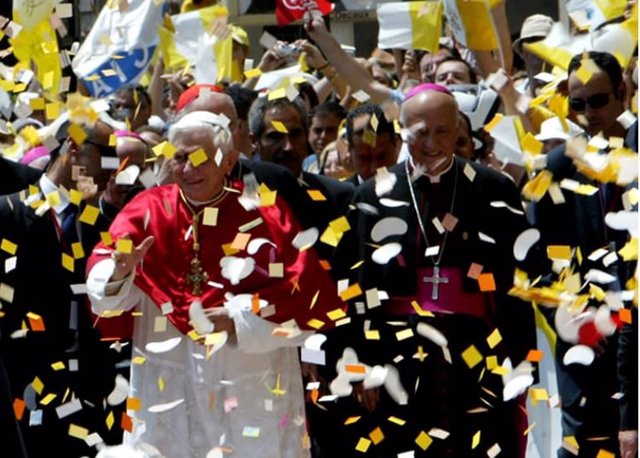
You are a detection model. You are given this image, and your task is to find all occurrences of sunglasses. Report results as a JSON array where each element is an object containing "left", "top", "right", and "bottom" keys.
[{"left": 569, "top": 93, "right": 611, "bottom": 111}]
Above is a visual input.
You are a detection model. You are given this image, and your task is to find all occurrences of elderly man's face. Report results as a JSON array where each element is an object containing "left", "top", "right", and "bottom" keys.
[
  {"left": 568, "top": 70, "right": 625, "bottom": 137},
  {"left": 403, "top": 91, "right": 460, "bottom": 175},
  {"left": 171, "top": 129, "right": 236, "bottom": 202},
  {"left": 255, "top": 105, "right": 308, "bottom": 177}
]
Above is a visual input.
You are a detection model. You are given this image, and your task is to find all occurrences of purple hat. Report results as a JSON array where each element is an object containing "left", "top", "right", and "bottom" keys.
[
  {"left": 20, "top": 145, "right": 49, "bottom": 165},
  {"left": 404, "top": 83, "right": 453, "bottom": 101}
]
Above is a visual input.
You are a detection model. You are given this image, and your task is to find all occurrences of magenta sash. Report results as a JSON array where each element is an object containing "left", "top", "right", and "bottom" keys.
[{"left": 382, "top": 268, "right": 490, "bottom": 318}]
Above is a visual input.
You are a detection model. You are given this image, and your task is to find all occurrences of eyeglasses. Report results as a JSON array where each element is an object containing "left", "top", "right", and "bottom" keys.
[{"left": 569, "top": 93, "right": 611, "bottom": 112}]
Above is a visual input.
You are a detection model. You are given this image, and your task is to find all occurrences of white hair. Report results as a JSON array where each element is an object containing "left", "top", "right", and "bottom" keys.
[{"left": 168, "top": 110, "right": 234, "bottom": 156}]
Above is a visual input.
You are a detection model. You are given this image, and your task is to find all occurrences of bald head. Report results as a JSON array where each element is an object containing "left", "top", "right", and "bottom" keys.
[
  {"left": 116, "top": 136, "right": 148, "bottom": 169},
  {"left": 401, "top": 90, "right": 460, "bottom": 175}
]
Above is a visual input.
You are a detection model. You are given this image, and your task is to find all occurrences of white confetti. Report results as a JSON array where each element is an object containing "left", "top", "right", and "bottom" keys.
[
  {"left": 563, "top": 345, "right": 595, "bottom": 366},
  {"left": 490, "top": 201, "right": 524, "bottom": 215},
  {"left": 372, "top": 243, "right": 402, "bottom": 265},
  {"left": 379, "top": 198, "right": 409, "bottom": 208},
  {"left": 247, "top": 238, "right": 276, "bottom": 255},
  {"left": 145, "top": 336, "right": 182, "bottom": 354},
  {"left": 148, "top": 398, "right": 185, "bottom": 413},
  {"left": 220, "top": 256, "right": 255, "bottom": 285},
  {"left": 189, "top": 300, "right": 214, "bottom": 335},
  {"left": 107, "top": 374, "right": 129, "bottom": 406},
  {"left": 115, "top": 164, "right": 140, "bottom": 186},
  {"left": 478, "top": 232, "right": 496, "bottom": 244},
  {"left": 371, "top": 217, "right": 408, "bottom": 242},
  {"left": 416, "top": 322, "right": 448, "bottom": 348},
  {"left": 513, "top": 228, "right": 540, "bottom": 261},
  {"left": 292, "top": 228, "right": 319, "bottom": 250}
]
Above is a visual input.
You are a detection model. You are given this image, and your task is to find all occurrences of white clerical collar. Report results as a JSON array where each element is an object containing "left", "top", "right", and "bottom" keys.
[
  {"left": 39, "top": 174, "right": 70, "bottom": 215},
  {"left": 408, "top": 156, "right": 455, "bottom": 183}
]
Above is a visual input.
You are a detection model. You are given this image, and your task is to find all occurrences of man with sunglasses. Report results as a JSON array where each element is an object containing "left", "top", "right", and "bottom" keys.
[{"left": 533, "top": 50, "right": 637, "bottom": 458}]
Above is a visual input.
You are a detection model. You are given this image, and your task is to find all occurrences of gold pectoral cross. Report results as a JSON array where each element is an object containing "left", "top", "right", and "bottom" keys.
[{"left": 187, "top": 256, "right": 209, "bottom": 296}]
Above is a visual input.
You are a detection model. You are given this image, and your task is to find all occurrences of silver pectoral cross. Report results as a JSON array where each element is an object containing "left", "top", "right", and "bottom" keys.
[{"left": 423, "top": 266, "right": 449, "bottom": 300}]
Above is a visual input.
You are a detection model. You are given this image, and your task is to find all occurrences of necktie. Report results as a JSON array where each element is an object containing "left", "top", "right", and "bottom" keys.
[{"left": 60, "top": 205, "right": 78, "bottom": 246}]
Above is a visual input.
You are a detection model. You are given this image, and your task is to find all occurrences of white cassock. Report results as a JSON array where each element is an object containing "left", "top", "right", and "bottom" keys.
[{"left": 88, "top": 260, "right": 311, "bottom": 458}]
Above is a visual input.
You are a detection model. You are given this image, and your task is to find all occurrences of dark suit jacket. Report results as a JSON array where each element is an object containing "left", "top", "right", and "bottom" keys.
[
  {"left": 0, "top": 190, "right": 117, "bottom": 457},
  {"left": 236, "top": 160, "right": 355, "bottom": 269},
  {"left": 0, "top": 156, "right": 41, "bottom": 195},
  {"left": 341, "top": 158, "right": 536, "bottom": 366},
  {"left": 531, "top": 124, "right": 638, "bottom": 448},
  {"left": 0, "top": 156, "right": 42, "bottom": 457}
]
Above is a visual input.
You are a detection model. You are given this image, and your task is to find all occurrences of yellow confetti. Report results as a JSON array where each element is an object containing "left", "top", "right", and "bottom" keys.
[
  {"left": 126, "top": 397, "right": 141, "bottom": 411},
  {"left": 158, "top": 376, "right": 165, "bottom": 392},
  {"left": 320, "top": 226, "right": 341, "bottom": 247},
  {"left": 327, "top": 308, "right": 346, "bottom": 321},
  {"left": 152, "top": 141, "right": 176, "bottom": 159},
  {"left": 415, "top": 431, "right": 433, "bottom": 450},
  {"left": 307, "top": 190, "right": 327, "bottom": 201},
  {"left": 69, "top": 189, "right": 82, "bottom": 206},
  {"left": 61, "top": 253, "right": 74, "bottom": 272},
  {"left": 365, "top": 330, "right": 380, "bottom": 340},
  {"left": 106, "top": 411, "right": 114, "bottom": 430},
  {"left": 340, "top": 283, "right": 362, "bottom": 301},
  {"left": 486, "top": 329, "right": 502, "bottom": 349},
  {"left": 369, "top": 427, "right": 384, "bottom": 445},
  {"left": 68, "top": 424, "right": 89, "bottom": 439},
  {"left": 483, "top": 113, "right": 503, "bottom": 132},
  {"left": 79, "top": 205, "right": 100, "bottom": 225},
  {"left": 388, "top": 416, "right": 406, "bottom": 425},
  {"left": 270, "top": 120, "right": 288, "bottom": 133},
  {"left": 1, "top": 239, "right": 17, "bottom": 255},
  {"left": 40, "top": 393, "right": 57, "bottom": 406},
  {"left": 575, "top": 64, "right": 593, "bottom": 84},
  {"left": 344, "top": 416, "right": 361, "bottom": 425},
  {"left": 46, "top": 191, "right": 61, "bottom": 207},
  {"left": 132, "top": 356, "right": 146, "bottom": 365},
  {"left": 68, "top": 123, "right": 87, "bottom": 145},
  {"left": 461, "top": 345, "right": 483, "bottom": 369},
  {"left": 330, "top": 216, "right": 351, "bottom": 233},
  {"left": 116, "top": 238, "right": 133, "bottom": 254},
  {"left": 267, "top": 88, "right": 287, "bottom": 101},
  {"left": 485, "top": 355, "right": 498, "bottom": 370},
  {"left": 521, "top": 132, "right": 543, "bottom": 155},
  {"left": 596, "top": 450, "right": 616, "bottom": 458},
  {"left": 522, "top": 170, "right": 553, "bottom": 202},
  {"left": 71, "top": 242, "right": 85, "bottom": 259},
  {"left": 354, "top": 437, "right": 371, "bottom": 452},
  {"left": 32, "top": 377, "right": 44, "bottom": 395},
  {"left": 471, "top": 430, "right": 481, "bottom": 449},
  {"left": 260, "top": 190, "right": 277, "bottom": 207},
  {"left": 306, "top": 319, "right": 325, "bottom": 329},
  {"left": 395, "top": 328, "right": 414, "bottom": 341},
  {"left": 244, "top": 67, "right": 262, "bottom": 79},
  {"left": 51, "top": 361, "right": 65, "bottom": 371},
  {"left": 45, "top": 103, "right": 60, "bottom": 120},
  {"left": 100, "top": 232, "right": 113, "bottom": 246},
  {"left": 411, "top": 301, "right": 435, "bottom": 317},
  {"left": 189, "top": 149, "right": 208, "bottom": 167},
  {"left": 547, "top": 245, "right": 572, "bottom": 260}
]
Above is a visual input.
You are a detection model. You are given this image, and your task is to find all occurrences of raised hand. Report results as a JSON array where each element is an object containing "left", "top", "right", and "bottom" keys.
[{"left": 111, "top": 234, "right": 155, "bottom": 281}]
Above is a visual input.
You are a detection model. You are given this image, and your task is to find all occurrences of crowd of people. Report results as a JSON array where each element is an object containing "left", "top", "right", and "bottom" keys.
[{"left": 0, "top": 1, "right": 637, "bottom": 457}]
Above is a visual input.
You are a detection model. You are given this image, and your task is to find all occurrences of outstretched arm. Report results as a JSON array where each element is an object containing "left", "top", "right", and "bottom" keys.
[{"left": 305, "top": 12, "right": 394, "bottom": 105}]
